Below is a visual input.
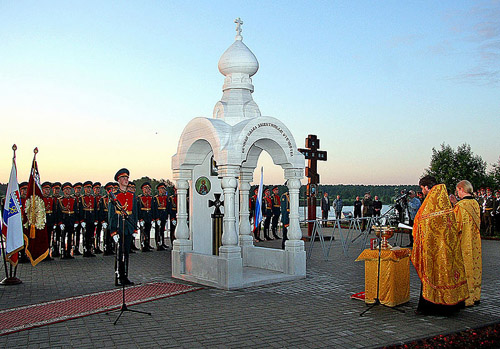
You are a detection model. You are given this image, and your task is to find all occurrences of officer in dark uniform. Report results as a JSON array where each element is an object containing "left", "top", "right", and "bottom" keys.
[
  {"left": 81, "top": 181, "right": 96, "bottom": 257},
  {"left": 153, "top": 183, "right": 169, "bottom": 250},
  {"left": 41, "top": 182, "right": 55, "bottom": 260},
  {"left": 51, "top": 182, "right": 62, "bottom": 257},
  {"left": 271, "top": 186, "right": 281, "bottom": 240},
  {"left": 137, "top": 182, "right": 154, "bottom": 252},
  {"left": 263, "top": 187, "right": 273, "bottom": 240},
  {"left": 250, "top": 187, "right": 262, "bottom": 242},
  {"left": 58, "top": 182, "right": 77, "bottom": 259},
  {"left": 93, "top": 182, "right": 103, "bottom": 253},
  {"left": 109, "top": 168, "right": 138, "bottom": 286},
  {"left": 484, "top": 188, "right": 495, "bottom": 235},
  {"left": 280, "top": 187, "right": 290, "bottom": 249},
  {"left": 101, "top": 182, "right": 114, "bottom": 255},
  {"left": 72, "top": 182, "right": 83, "bottom": 255},
  {"left": 169, "top": 187, "right": 178, "bottom": 246}
]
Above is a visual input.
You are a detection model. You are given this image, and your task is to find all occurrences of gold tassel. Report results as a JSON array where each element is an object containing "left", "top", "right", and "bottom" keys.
[{"left": 30, "top": 224, "right": 36, "bottom": 239}]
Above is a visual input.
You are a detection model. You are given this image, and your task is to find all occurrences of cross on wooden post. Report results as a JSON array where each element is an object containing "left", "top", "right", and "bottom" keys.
[{"left": 298, "top": 135, "right": 327, "bottom": 238}]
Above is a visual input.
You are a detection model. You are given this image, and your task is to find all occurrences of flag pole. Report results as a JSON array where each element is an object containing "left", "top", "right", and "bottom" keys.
[
  {"left": 29, "top": 148, "right": 38, "bottom": 239},
  {"left": 0, "top": 146, "right": 15, "bottom": 277}
]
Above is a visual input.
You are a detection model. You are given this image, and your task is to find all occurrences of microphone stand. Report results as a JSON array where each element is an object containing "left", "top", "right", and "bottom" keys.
[
  {"left": 106, "top": 193, "right": 151, "bottom": 325},
  {"left": 360, "top": 232, "right": 405, "bottom": 316}
]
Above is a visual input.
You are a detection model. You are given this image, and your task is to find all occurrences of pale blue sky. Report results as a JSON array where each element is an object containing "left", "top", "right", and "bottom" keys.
[{"left": 1, "top": 1, "right": 499, "bottom": 185}]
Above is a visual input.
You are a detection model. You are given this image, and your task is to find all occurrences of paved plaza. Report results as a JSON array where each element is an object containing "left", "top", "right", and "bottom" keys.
[{"left": 1, "top": 228, "right": 499, "bottom": 348}]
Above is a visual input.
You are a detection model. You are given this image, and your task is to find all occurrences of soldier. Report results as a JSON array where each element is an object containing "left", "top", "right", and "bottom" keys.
[
  {"left": 101, "top": 182, "right": 114, "bottom": 255},
  {"left": 93, "top": 182, "right": 103, "bottom": 253},
  {"left": 477, "top": 188, "right": 486, "bottom": 231},
  {"left": 18, "top": 182, "right": 29, "bottom": 263},
  {"left": 58, "top": 182, "right": 77, "bottom": 259},
  {"left": 109, "top": 168, "right": 138, "bottom": 286},
  {"left": 262, "top": 188, "right": 273, "bottom": 240},
  {"left": 72, "top": 182, "right": 83, "bottom": 255},
  {"left": 127, "top": 182, "right": 139, "bottom": 252},
  {"left": 250, "top": 187, "right": 262, "bottom": 242},
  {"left": 280, "top": 186, "right": 290, "bottom": 249},
  {"left": 484, "top": 188, "right": 495, "bottom": 236},
  {"left": 152, "top": 183, "right": 169, "bottom": 250},
  {"left": 51, "top": 182, "right": 62, "bottom": 257},
  {"left": 137, "top": 182, "right": 154, "bottom": 252},
  {"left": 271, "top": 186, "right": 281, "bottom": 240},
  {"left": 495, "top": 190, "right": 500, "bottom": 232},
  {"left": 169, "top": 187, "right": 177, "bottom": 246},
  {"left": 81, "top": 181, "right": 96, "bottom": 257},
  {"left": 41, "top": 182, "right": 55, "bottom": 260}
]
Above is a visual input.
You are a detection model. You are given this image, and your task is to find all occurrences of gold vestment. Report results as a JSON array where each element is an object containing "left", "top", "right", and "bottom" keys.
[
  {"left": 454, "top": 198, "right": 481, "bottom": 306},
  {"left": 411, "top": 184, "right": 468, "bottom": 305}
]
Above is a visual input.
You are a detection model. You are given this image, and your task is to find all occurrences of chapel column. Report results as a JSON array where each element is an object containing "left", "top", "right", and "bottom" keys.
[
  {"left": 218, "top": 165, "right": 240, "bottom": 248},
  {"left": 239, "top": 168, "right": 253, "bottom": 247},
  {"left": 172, "top": 169, "right": 192, "bottom": 252}
]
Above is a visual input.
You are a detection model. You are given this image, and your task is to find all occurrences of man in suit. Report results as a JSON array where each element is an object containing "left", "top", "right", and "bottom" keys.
[{"left": 321, "top": 192, "right": 330, "bottom": 226}]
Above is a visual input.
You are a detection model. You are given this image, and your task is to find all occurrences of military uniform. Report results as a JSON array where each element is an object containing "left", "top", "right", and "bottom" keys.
[
  {"left": 81, "top": 181, "right": 96, "bottom": 257},
  {"left": 169, "top": 189, "right": 177, "bottom": 245},
  {"left": 41, "top": 182, "right": 55, "bottom": 260},
  {"left": 483, "top": 190, "right": 495, "bottom": 235},
  {"left": 51, "top": 182, "right": 62, "bottom": 257},
  {"left": 109, "top": 168, "right": 138, "bottom": 286},
  {"left": 263, "top": 188, "right": 273, "bottom": 240},
  {"left": 101, "top": 182, "right": 114, "bottom": 255},
  {"left": 137, "top": 182, "right": 154, "bottom": 252},
  {"left": 280, "top": 191, "right": 290, "bottom": 249},
  {"left": 250, "top": 188, "right": 262, "bottom": 241},
  {"left": 58, "top": 182, "right": 77, "bottom": 259},
  {"left": 93, "top": 182, "right": 103, "bottom": 253},
  {"left": 72, "top": 182, "right": 83, "bottom": 255},
  {"left": 127, "top": 182, "right": 139, "bottom": 252},
  {"left": 271, "top": 186, "right": 281, "bottom": 239},
  {"left": 152, "top": 183, "right": 169, "bottom": 250}
]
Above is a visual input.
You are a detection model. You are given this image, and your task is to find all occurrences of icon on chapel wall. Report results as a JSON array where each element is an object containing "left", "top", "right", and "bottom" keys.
[
  {"left": 195, "top": 177, "right": 211, "bottom": 195},
  {"left": 211, "top": 156, "right": 218, "bottom": 177}
]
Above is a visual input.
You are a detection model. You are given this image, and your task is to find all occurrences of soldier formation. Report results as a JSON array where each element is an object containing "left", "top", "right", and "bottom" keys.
[
  {"left": 11, "top": 179, "right": 179, "bottom": 263},
  {"left": 475, "top": 187, "right": 500, "bottom": 235}
]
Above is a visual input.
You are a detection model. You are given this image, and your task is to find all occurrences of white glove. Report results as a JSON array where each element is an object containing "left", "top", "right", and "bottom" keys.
[
  {"left": 133, "top": 232, "right": 138, "bottom": 238},
  {"left": 60, "top": 224, "right": 65, "bottom": 230},
  {"left": 94, "top": 221, "right": 98, "bottom": 226},
  {"left": 140, "top": 221, "right": 145, "bottom": 227},
  {"left": 156, "top": 219, "right": 161, "bottom": 225},
  {"left": 102, "top": 222, "right": 108, "bottom": 229},
  {"left": 113, "top": 235, "right": 119, "bottom": 243},
  {"left": 53, "top": 225, "right": 57, "bottom": 230},
  {"left": 151, "top": 220, "right": 155, "bottom": 226},
  {"left": 74, "top": 223, "right": 78, "bottom": 228},
  {"left": 81, "top": 222, "right": 86, "bottom": 228},
  {"left": 172, "top": 219, "right": 177, "bottom": 227}
]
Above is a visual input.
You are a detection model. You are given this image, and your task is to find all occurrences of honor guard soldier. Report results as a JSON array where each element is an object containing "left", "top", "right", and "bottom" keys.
[
  {"left": 81, "top": 181, "right": 96, "bottom": 257},
  {"left": 72, "top": 182, "right": 83, "bottom": 255},
  {"left": 93, "top": 182, "right": 103, "bottom": 253},
  {"left": 127, "top": 182, "right": 139, "bottom": 251},
  {"left": 41, "top": 182, "right": 55, "bottom": 260},
  {"left": 152, "top": 183, "right": 169, "bottom": 250},
  {"left": 263, "top": 188, "right": 273, "bottom": 240},
  {"left": 271, "top": 186, "right": 281, "bottom": 240},
  {"left": 137, "top": 182, "right": 154, "bottom": 252},
  {"left": 280, "top": 187, "right": 290, "bottom": 249},
  {"left": 251, "top": 187, "right": 262, "bottom": 241},
  {"left": 168, "top": 187, "right": 177, "bottom": 246},
  {"left": 109, "top": 168, "right": 138, "bottom": 286},
  {"left": 51, "top": 182, "right": 62, "bottom": 257},
  {"left": 18, "top": 182, "right": 30, "bottom": 263},
  {"left": 101, "top": 182, "right": 114, "bottom": 255},
  {"left": 58, "top": 182, "right": 77, "bottom": 259}
]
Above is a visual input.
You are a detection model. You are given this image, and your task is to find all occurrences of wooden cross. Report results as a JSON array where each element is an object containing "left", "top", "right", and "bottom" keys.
[
  {"left": 234, "top": 18, "right": 243, "bottom": 37},
  {"left": 298, "top": 135, "right": 327, "bottom": 184},
  {"left": 298, "top": 135, "right": 327, "bottom": 237}
]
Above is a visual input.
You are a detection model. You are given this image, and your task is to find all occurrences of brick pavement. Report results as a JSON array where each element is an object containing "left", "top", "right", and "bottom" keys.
[{"left": 0, "top": 230, "right": 499, "bottom": 348}]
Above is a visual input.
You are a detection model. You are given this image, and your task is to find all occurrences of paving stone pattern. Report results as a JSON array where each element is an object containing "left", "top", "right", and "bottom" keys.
[{"left": 0, "top": 229, "right": 499, "bottom": 348}]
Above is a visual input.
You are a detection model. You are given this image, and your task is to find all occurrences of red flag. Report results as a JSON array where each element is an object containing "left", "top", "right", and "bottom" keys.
[{"left": 23, "top": 148, "right": 49, "bottom": 266}]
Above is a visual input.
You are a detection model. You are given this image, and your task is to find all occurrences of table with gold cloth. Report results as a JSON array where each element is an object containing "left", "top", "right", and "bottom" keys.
[{"left": 356, "top": 248, "right": 411, "bottom": 307}]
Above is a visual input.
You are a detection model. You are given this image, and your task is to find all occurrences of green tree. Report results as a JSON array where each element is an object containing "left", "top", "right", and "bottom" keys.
[
  {"left": 425, "top": 143, "right": 488, "bottom": 191},
  {"left": 488, "top": 156, "right": 500, "bottom": 189}
]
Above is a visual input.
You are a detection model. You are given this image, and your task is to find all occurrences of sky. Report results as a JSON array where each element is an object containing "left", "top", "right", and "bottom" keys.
[{"left": 1, "top": 1, "right": 499, "bottom": 186}]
